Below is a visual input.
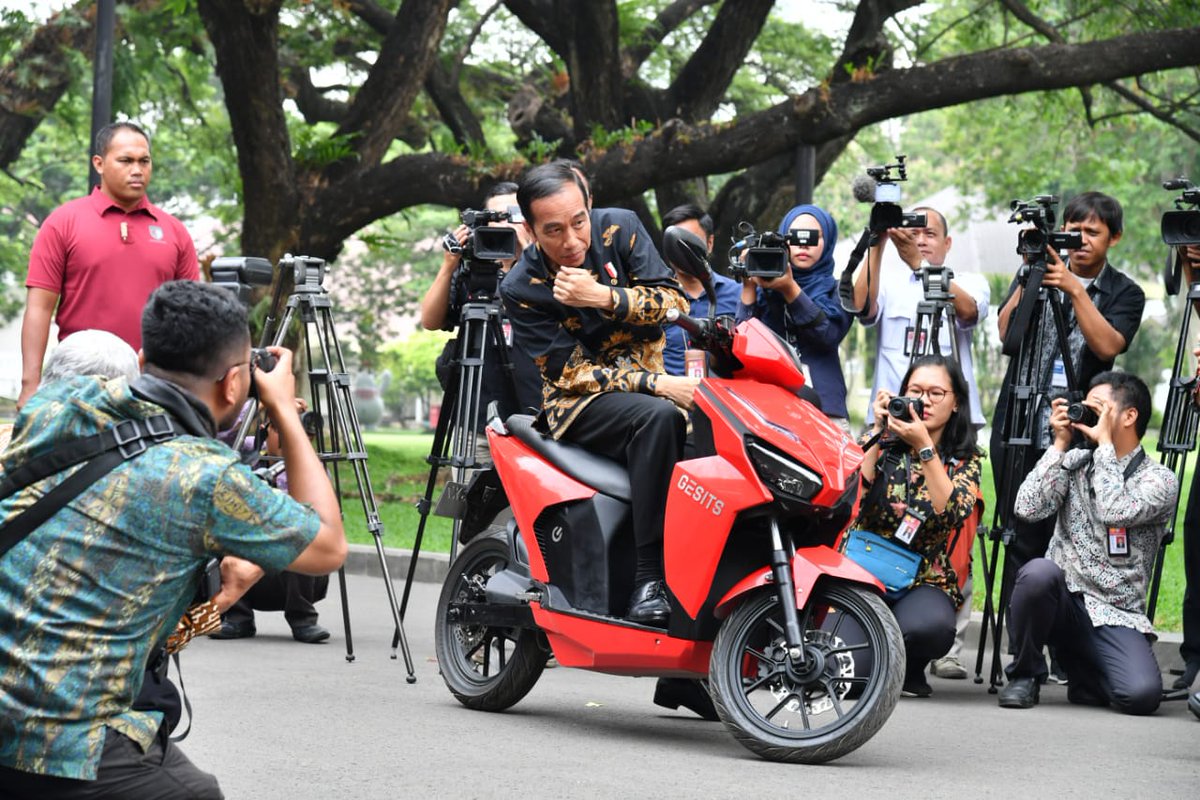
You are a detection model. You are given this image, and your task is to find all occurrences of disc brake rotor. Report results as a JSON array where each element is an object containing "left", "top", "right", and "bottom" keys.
[{"left": 760, "top": 629, "right": 855, "bottom": 716}]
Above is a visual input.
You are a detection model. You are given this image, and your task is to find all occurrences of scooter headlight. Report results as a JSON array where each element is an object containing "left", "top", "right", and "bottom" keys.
[{"left": 746, "top": 439, "right": 823, "bottom": 501}]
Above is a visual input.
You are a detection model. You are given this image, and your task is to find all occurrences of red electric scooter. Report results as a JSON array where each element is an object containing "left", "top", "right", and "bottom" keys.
[{"left": 434, "top": 227, "right": 903, "bottom": 763}]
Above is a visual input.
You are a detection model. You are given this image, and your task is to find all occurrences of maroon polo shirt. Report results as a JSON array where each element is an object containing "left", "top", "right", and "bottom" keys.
[{"left": 26, "top": 187, "right": 199, "bottom": 350}]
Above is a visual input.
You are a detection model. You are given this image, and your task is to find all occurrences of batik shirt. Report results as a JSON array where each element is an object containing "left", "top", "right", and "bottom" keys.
[
  {"left": 500, "top": 207, "right": 688, "bottom": 438},
  {"left": 1015, "top": 443, "right": 1177, "bottom": 633},
  {"left": 0, "top": 377, "right": 319, "bottom": 780},
  {"left": 853, "top": 441, "right": 983, "bottom": 607}
]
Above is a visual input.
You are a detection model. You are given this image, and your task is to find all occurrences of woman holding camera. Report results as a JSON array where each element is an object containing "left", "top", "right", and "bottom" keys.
[
  {"left": 855, "top": 354, "right": 983, "bottom": 697},
  {"left": 736, "top": 204, "right": 851, "bottom": 430}
]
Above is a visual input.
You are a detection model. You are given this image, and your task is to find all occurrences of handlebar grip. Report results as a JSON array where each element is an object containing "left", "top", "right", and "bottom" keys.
[{"left": 666, "top": 308, "right": 704, "bottom": 338}]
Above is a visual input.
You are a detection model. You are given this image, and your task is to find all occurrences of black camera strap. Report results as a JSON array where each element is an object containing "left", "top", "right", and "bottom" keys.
[{"left": 838, "top": 227, "right": 876, "bottom": 318}]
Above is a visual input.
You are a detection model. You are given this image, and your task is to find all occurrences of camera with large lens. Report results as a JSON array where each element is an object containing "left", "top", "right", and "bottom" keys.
[
  {"left": 1066, "top": 401, "right": 1099, "bottom": 427},
  {"left": 887, "top": 395, "right": 925, "bottom": 422},
  {"left": 1161, "top": 178, "right": 1200, "bottom": 247},
  {"left": 728, "top": 223, "right": 819, "bottom": 281},
  {"left": 449, "top": 206, "right": 522, "bottom": 306}
]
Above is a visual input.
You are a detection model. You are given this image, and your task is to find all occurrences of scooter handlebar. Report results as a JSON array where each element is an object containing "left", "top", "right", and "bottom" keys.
[{"left": 665, "top": 308, "right": 705, "bottom": 338}]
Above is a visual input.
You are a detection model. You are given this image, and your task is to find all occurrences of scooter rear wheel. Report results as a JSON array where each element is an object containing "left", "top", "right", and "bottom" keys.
[
  {"left": 709, "top": 584, "right": 904, "bottom": 763},
  {"left": 435, "top": 536, "right": 546, "bottom": 711}
]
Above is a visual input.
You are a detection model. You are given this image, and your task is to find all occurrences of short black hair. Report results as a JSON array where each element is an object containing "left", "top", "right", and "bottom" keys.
[
  {"left": 94, "top": 121, "right": 150, "bottom": 157},
  {"left": 662, "top": 203, "right": 713, "bottom": 236},
  {"left": 1089, "top": 370, "right": 1151, "bottom": 438},
  {"left": 142, "top": 281, "right": 251, "bottom": 379},
  {"left": 899, "top": 354, "right": 978, "bottom": 461},
  {"left": 549, "top": 158, "right": 591, "bottom": 205},
  {"left": 517, "top": 162, "right": 588, "bottom": 226},
  {"left": 484, "top": 181, "right": 519, "bottom": 202},
  {"left": 1063, "top": 191, "right": 1123, "bottom": 236}
]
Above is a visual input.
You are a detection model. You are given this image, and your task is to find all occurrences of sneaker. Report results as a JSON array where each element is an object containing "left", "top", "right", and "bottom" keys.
[
  {"left": 931, "top": 655, "right": 968, "bottom": 680},
  {"left": 998, "top": 677, "right": 1040, "bottom": 709}
]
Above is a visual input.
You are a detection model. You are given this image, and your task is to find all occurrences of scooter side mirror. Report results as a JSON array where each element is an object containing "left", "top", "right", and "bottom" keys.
[{"left": 663, "top": 225, "right": 716, "bottom": 316}]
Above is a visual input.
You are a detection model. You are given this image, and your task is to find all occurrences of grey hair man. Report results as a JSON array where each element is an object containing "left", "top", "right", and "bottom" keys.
[{"left": 40, "top": 329, "right": 140, "bottom": 386}]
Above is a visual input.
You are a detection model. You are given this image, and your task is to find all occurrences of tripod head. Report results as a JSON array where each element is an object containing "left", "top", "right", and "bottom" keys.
[{"left": 917, "top": 263, "right": 955, "bottom": 304}]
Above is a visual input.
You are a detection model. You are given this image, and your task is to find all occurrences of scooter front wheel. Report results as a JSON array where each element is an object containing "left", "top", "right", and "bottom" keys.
[
  {"left": 709, "top": 584, "right": 904, "bottom": 763},
  {"left": 434, "top": 536, "right": 546, "bottom": 711}
]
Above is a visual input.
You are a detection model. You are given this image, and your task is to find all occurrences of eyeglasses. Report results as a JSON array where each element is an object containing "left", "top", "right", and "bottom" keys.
[{"left": 907, "top": 385, "right": 949, "bottom": 403}]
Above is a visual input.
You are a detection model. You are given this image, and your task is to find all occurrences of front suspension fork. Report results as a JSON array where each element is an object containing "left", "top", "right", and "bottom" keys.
[{"left": 768, "top": 517, "right": 807, "bottom": 665}]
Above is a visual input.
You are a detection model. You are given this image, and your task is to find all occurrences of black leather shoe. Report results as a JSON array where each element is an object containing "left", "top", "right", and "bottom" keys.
[
  {"left": 1172, "top": 661, "right": 1199, "bottom": 691},
  {"left": 998, "top": 677, "right": 1040, "bottom": 709},
  {"left": 1189, "top": 691, "right": 1200, "bottom": 721},
  {"left": 291, "top": 624, "right": 330, "bottom": 644},
  {"left": 654, "top": 678, "right": 719, "bottom": 721},
  {"left": 209, "top": 620, "right": 256, "bottom": 640},
  {"left": 1067, "top": 681, "right": 1108, "bottom": 708},
  {"left": 627, "top": 579, "right": 670, "bottom": 625}
]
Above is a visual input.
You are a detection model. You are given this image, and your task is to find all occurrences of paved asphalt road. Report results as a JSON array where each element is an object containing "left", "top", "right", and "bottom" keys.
[{"left": 181, "top": 572, "right": 1198, "bottom": 799}]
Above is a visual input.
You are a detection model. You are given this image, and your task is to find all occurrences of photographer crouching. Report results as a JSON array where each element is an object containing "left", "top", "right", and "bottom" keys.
[
  {"left": 853, "top": 355, "right": 983, "bottom": 698},
  {"left": 0, "top": 281, "right": 346, "bottom": 798},
  {"left": 999, "top": 372, "right": 1176, "bottom": 714}
]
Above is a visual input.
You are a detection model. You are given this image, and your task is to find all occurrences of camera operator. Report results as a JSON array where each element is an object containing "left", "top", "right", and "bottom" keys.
[
  {"left": 994, "top": 192, "right": 1145, "bottom": 567},
  {"left": 736, "top": 204, "right": 852, "bottom": 431},
  {"left": 420, "top": 182, "right": 542, "bottom": 451},
  {"left": 855, "top": 355, "right": 983, "bottom": 698},
  {"left": 999, "top": 372, "right": 1175, "bottom": 714},
  {"left": 852, "top": 206, "right": 989, "bottom": 682},
  {"left": 1170, "top": 244, "right": 1200, "bottom": 693},
  {"left": 0, "top": 281, "right": 346, "bottom": 797},
  {"left": 500, "top": 162, "right": 693, "bottom": 625},
  {"left": 659, "top": 203, "right": 741, "bottom": 376}
]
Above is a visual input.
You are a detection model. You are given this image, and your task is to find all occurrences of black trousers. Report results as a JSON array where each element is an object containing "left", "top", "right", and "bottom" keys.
[
  {"left": 224, "top": 570, "right": 328, "bottom": 630},
  {"left": 887, "top": 584, "right": 957, "bottom": 678},
  {"left": 1179, "top": 464, "right": 1200, "bottom": 668},
  {"left": 561, "top": 392, "right": 686, "bottom": 583},
  {"left": 1006, "top": 558, "right": 1162, "bottom": 715},
  {"left": 0, "top": 725, "right": 221, "bottom": 800}
]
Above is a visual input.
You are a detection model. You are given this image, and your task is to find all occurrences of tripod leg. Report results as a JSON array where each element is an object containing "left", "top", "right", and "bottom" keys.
[
  {"left": 973, "top": 531, "right": 998, "bottom": 683},
  {"left": 336, "top": 566, "right": 354, "bottom": 662}
]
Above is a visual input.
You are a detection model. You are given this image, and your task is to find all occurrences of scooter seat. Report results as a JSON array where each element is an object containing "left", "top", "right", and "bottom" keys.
[{"left": 506, "top": 414, "right": 631, "bottom": 502}]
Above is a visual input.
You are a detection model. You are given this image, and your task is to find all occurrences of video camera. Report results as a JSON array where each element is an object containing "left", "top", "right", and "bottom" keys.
[
  {"left": 728, "top": 222, "right": 819, "bottom": 280},
  {"left": 1009, "top": 196, "right": 1082, "bottom": 260},
  {"left": 210, "top": 256, "right": 275, "bottom": 305},
  {"left": 859, "top": 155, "right": 927, "bottom": 234},
  {"left": 1162, "top": 178, "right": 1200, "bottom": 296},
  {"left": 445, "top": 206, "right": 522, "bottom": 305}
]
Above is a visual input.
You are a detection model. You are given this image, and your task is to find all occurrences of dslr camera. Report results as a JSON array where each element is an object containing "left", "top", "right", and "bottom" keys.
[
  {"left": 446, "top": 206, "right": 522, "bottom": 306},
  {"left": 887, "top": 395, "right": 925, "bottom": 422},
  {"left": 728, "top": 222, "right": 819, "bottom": 280},
  {"left": 864, "top": 155, "right": 926, "bottom": 233},
  {"left": 1066, "top": 401, "right": 1099, "bottom": 427}
]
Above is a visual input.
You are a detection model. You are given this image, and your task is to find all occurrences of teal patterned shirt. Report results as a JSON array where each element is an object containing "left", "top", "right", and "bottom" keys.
[{"left": 0, "top": 377, "right": 319, "bottom": 780}]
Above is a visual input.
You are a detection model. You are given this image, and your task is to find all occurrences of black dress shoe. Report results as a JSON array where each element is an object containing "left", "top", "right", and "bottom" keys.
[
  {"left": 209, "top": 620, "right": 256, "bottom": 640},
  {"left": 1172, "top": 661, "right": 1199, "bottom": 691},
  {"left": 627, "top": 579, "right": 670, "bottom": 625},
  {"left": 1067, "top": 681, "right": 1108, "bottom": 708},
  {"left": 291, "top": 624, "right": 330, "bottom": 644},
  {"left": 654, "top": 678, "right": 719, "bottom": 721},
  {"left": 998, "top": 677, "right": 1040, "bottom": 709}
]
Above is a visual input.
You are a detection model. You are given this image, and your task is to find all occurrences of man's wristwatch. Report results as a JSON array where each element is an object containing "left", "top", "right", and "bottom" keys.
[{"left": 918, "top": 446, "right": 936, "bottom": 463}]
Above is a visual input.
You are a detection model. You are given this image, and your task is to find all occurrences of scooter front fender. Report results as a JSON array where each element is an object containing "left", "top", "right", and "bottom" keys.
[{"left": 713, "top": 545, "right": 884, "bottom": 619}]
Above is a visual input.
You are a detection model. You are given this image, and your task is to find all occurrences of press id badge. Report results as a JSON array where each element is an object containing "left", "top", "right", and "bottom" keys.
[
  {"left": 502, "top": 321, "right": 514, "bottom": 347},
  {"left": 903, "top": 326, "right": 928, "bottom": 358},
  {"left": 894, "top": 507, "right": 925, "bottom": 546},
  {"left": 1107, "top": 526, "right": 1129, "bottom": 557},
  {"left": 1050, "top": 359, "right": 1068, "bottom": 389}
]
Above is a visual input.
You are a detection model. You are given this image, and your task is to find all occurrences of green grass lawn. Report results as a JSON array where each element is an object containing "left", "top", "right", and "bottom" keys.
[{"left": 350, "top": 430, "right": 1188, "bottom": 632}]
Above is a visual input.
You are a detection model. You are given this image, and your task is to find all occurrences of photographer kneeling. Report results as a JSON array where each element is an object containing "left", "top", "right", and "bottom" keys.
[
  {"left": 0, "top": 281, "right": 346, "bottom": 798},
  {"left": 1000, "top": 372, "right": 1176, "bottom": 714},
  {"left": 854, "top": 355, "right": 983, "bottom": 698}
]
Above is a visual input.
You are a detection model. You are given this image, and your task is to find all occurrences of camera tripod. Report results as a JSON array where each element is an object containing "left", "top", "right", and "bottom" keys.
[
  {"left": 397, "top": 298, "right": 518, "bottom": 627},
  {"left": 235, "top": 255, "right": 416, "bottom": 681},
  {"left": 974, "top": 261, "right": 1078, "bottom": 690}
]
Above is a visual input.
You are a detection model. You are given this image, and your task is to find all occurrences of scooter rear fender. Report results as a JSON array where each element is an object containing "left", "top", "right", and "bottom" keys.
[{"left": 713, "top": 545, "right": 884, "bottom": 619}]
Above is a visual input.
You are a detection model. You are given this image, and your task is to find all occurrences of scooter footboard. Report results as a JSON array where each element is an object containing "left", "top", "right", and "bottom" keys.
[{"left": 713, "top": 545, "right": 883, "bottom": 618}]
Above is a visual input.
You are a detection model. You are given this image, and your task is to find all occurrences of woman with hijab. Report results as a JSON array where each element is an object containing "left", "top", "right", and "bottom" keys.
[{"left": 736, "top": 204, "right": 852, "bottom": 429}]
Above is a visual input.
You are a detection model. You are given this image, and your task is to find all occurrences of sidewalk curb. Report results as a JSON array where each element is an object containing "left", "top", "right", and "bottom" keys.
[{"left": 346, "top": 545, "right": 1188, "bottom": 671}]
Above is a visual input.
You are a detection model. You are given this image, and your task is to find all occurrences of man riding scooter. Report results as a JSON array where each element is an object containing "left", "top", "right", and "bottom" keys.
[{"left": 500, "top": 162, "right": 698, "bottom": 625}]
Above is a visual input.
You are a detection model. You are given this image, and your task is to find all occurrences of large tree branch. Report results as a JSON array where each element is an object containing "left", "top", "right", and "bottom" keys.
[
  {"left": 554, "top": 0, "right": 624, "bottom": 136},
  {"left": 1000, "top": 0, "right": 1200, "bottom": 143},
  {"left": 426, "top": 61, "right": 487, "bottom": 148},
  {"left": 831, "top": 0, "right": 922, "bottom": 84},
  {"left": 197, "top": 0, "right": 299, "bottom": 259},
  {"left": 663, "top": 0, "right": 773, "bottom": 120},
  {"left": 0, "top": 4, "right": 96, "bottom": 171},
  {"left": 334, "top": 0, "right": 454, "bottom": 169},
  {"left": 622, "top": 0, "right": 718, "bottom": 79},
  {"left": 502, "top": 0, "right": 564, "bottom": 57}
]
